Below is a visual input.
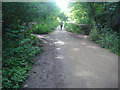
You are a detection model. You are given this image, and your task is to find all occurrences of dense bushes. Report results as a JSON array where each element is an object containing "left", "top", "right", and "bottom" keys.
[
  {"left": 2, "top": 25, "right": 41, "bottom": 88},
  {"left": 90, "top": 26, "right": 119, "bottom": 55},
  {"left": 2, "top": 2, "right": 60, "bottom": 88},
  {"left": 87, "top": 2, "right": 120, "bottom": 55}
]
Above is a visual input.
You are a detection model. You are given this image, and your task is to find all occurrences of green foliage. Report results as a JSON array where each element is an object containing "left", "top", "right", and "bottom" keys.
[
  {"left": 3, "top": 25, "right": 41, "bottom": 88},
  {"left": 3, "top": 66, "right": 31, "bottom": 88},
  {"left": 67, "top": 2, "right": 119, "bottom": 55},
  {"left": 3, "top": 2, "right": 60, "bottom": 31},
  {"left": 65, "top": 23, "right": 82, "bottom": 33},
  {"left": 90, "top": 27, "right": 119, "bottom": 55},
  {"left": 2, "top": 2, "right": 60, "bottom": 89},
  {"left": 58, "top": 12, "right": 68, "bottom": 21},
  {"left": 31, "top": 21, "right": 59, "bottom": 34},
  {"left": 68, "top": 2, "right": 119, "bottom": 30},
  {"left": 69, "top": 3, "right": 90, "bottom": 24},
  {"left": 89, "top": 26, "right": 100, "bottom": 41},
  {"left": 86, "top": 2, "right": 119, "bottom": 31}
]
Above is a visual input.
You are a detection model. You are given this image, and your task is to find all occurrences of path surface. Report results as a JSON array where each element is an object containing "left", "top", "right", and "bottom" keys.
[{"left": 22, "top": 26, "right": 118, "bottom": 88}]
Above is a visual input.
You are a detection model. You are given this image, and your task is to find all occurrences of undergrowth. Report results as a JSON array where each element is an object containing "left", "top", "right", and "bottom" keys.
[
  {"left": 2, "top": 25, "right": 41, "bottom": 88},
  {"left": 90, "top": 26, "right": 120, "bottom": 56}
]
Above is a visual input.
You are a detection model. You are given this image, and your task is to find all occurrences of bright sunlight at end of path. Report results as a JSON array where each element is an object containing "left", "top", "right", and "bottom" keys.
[{"left": 56, "top": 0, "right": 69, "bottom": 12}]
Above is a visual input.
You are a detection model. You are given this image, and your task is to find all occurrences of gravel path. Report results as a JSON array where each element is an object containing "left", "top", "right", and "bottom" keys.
[{"left": 22, "top": 26, "right": 118, "bottom": 88}]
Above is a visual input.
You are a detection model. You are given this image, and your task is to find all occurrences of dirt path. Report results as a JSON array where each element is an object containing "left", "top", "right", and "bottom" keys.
[{"left": 22, "top": 26, "right": 118, "bottom": 88}]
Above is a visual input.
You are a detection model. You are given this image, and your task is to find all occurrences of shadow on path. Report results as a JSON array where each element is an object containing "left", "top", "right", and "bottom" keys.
[{"left": 22, "top": 26, "right": 118, "bottom": 88}]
